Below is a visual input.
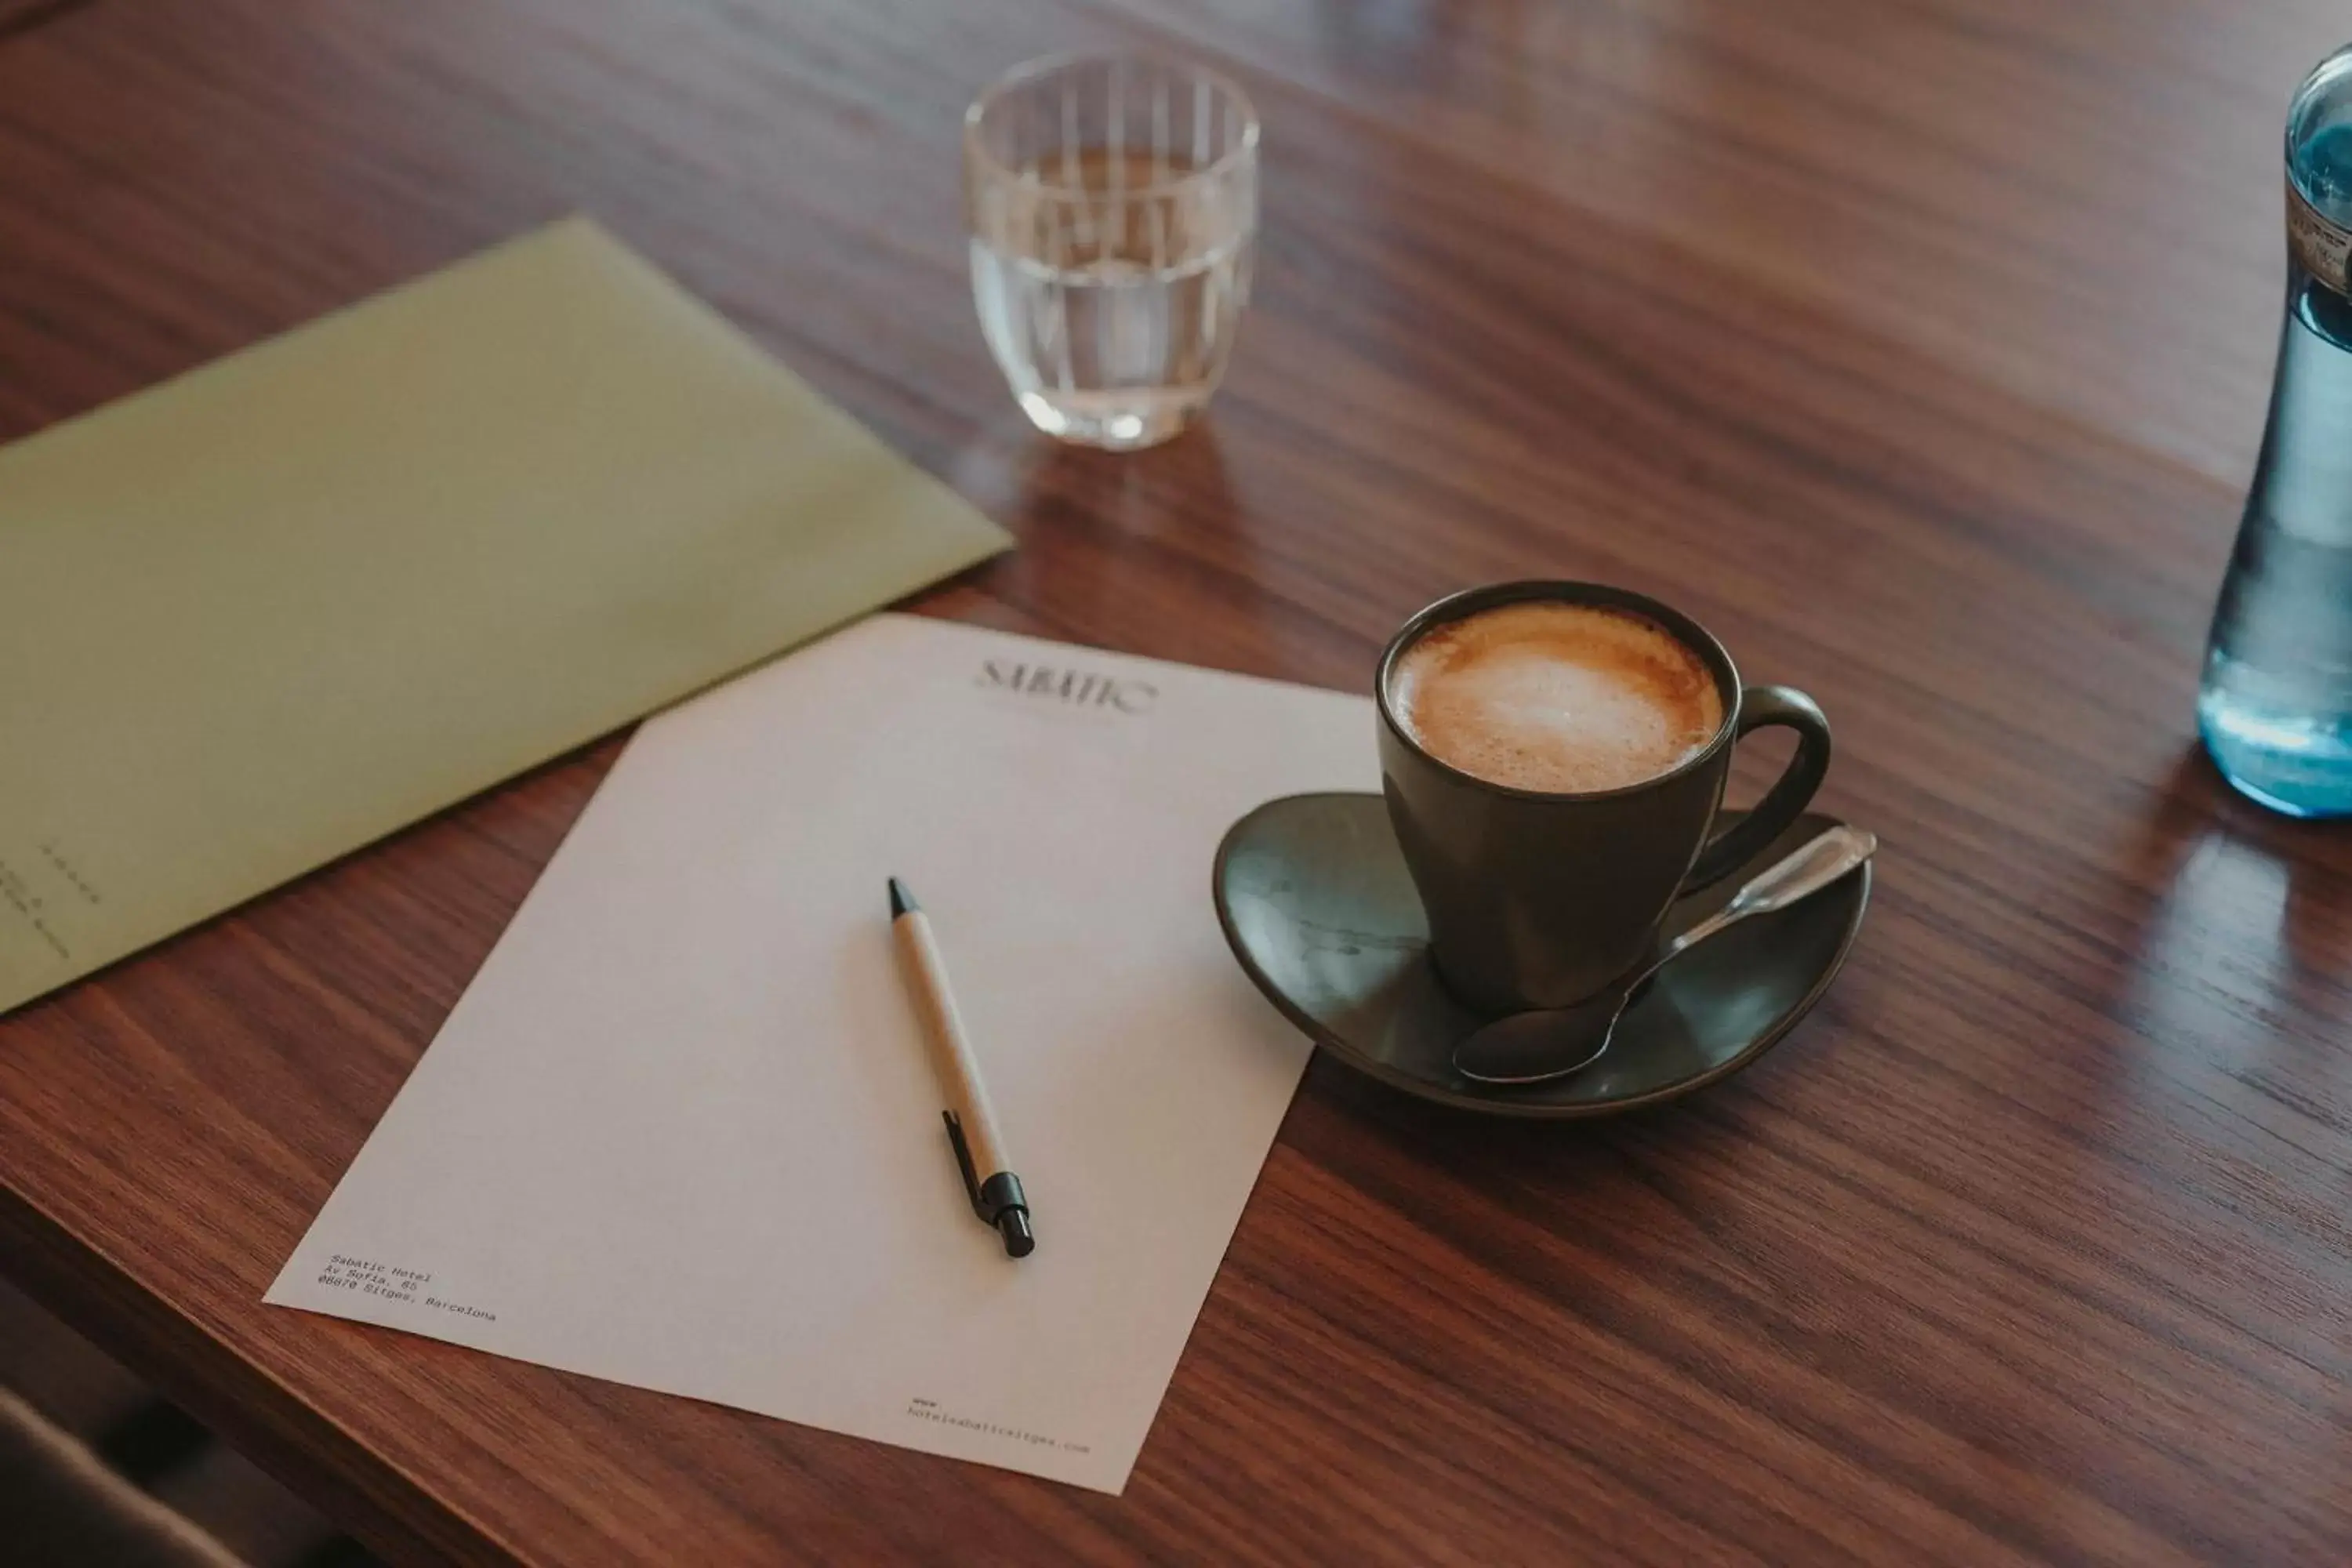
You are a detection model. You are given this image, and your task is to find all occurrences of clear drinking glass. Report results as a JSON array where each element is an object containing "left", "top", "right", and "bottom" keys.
[{"left": 964, "top": 53, "right": 1259, "bottom": 451}]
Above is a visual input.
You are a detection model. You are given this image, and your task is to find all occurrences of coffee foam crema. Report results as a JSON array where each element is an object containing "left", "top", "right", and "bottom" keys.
[{"left": 1389, "top": 601, "right": 1725, "bottom": 794}]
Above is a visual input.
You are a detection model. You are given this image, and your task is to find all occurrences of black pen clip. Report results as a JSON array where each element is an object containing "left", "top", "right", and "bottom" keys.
[
  {"left": 942, "top": 1111, "right": 1034, "bottom": 1257},
  {"left": 943, "top": 1109, "right": 988, "bottom": 1220}
]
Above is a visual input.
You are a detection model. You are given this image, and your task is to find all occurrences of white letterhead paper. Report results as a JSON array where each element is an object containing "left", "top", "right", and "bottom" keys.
[{"left": 267, "top": 614, "right": 1374, "bottom": 1493}]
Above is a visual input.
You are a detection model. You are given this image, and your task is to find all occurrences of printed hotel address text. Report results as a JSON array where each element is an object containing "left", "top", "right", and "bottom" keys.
[{"left": 314, "top": 1255, "right": 497, "bottom": 1322}]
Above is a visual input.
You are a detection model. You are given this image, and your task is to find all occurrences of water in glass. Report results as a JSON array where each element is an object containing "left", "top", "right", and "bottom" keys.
[
  {"left": 965, "top": 57, "right": 1258, "bottom": 450},
  {"left": 2200, "top": 45, "right": 2352, "bottom": 815}
]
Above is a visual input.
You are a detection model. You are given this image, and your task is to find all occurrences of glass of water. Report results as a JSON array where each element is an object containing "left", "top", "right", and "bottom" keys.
[{"left": 964, "top": 53, "right": 1258, "bottom": 450}]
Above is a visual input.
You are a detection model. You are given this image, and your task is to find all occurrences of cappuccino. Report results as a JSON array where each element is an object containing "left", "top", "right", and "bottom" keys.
[{"left": 1389, "top": 601, "right": 1724, "bottom": 793}]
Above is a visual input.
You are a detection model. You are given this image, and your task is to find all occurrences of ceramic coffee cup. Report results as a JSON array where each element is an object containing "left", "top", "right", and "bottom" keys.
[{"left": 1376, "top": 580, "right": 1831, "bottom": 1014}]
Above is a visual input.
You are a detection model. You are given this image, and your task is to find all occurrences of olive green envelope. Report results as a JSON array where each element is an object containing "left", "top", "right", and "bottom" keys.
[{"left": 0, "top": 217, "right": 1011, "bottom": 1015}]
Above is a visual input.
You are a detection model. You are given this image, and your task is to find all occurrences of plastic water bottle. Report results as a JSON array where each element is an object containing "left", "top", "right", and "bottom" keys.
[{"left": 2198, "top": 45, "right": 2352, "bottom": 816}]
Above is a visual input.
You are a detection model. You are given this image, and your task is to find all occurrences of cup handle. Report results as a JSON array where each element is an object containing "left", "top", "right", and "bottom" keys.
[{"left": 1682, "top": 685, "right": 1832, "bottom": 890}]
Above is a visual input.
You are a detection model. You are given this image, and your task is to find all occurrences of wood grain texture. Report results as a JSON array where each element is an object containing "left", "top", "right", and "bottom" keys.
[
  {"left": 2, "top": 1, "right": 2349, "bottom": 1563},
  {"left": 0, "top": 0, "right": 93, "bottom": 43},
  {"left": 1108, "top": 0, "right": 2352, "bottom": 487}
]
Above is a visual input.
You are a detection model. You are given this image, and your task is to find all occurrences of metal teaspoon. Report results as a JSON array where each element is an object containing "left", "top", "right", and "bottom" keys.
[{"left": 1450, "top": 825, "right": 1879, "bottom": 1087}]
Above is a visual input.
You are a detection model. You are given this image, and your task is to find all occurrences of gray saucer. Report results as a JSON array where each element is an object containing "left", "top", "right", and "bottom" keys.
[{"left": 1212, "top": 793, "right": 1871, "bottom": 1118}]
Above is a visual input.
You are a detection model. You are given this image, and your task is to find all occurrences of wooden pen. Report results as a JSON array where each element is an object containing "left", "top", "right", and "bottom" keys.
[{"left": 887, "top": 877, "right": 1034, "bottom": 1258}]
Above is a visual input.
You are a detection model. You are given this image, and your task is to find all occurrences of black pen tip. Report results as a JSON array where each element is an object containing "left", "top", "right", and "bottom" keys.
[
  {"left": 888, "top": 877, "right": 917, "bottom": 919},
  {"left": 998, "top": 1209, "right": 1035, "bottom": 1258}
]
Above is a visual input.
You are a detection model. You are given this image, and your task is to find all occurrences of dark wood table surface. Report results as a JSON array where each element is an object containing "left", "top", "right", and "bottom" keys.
[{"left": 5, "top": 2, "right": 2350, "bottom": 1563}]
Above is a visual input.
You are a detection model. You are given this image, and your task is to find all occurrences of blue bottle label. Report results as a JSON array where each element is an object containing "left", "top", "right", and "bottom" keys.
[{"left": 2288, "top": 174, "right": 2351, "bottom": 296}]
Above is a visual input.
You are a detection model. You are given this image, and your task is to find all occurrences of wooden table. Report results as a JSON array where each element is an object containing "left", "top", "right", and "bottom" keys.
[{"left": 4, "top": 2, "right": 2350, "bottom": 1562}]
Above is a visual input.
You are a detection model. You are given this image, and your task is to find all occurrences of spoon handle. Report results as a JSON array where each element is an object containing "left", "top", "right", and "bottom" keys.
[
  {"left": 1723, "top": 825, "right": 1878, "bottom": 917},
  {"left": 1662, "top": 826, "right": 1878, "bottom": 960}
]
